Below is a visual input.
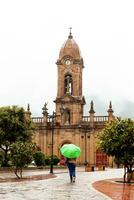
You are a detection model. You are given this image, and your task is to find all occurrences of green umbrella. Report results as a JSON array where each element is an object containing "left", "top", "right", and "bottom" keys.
[{"left": 60, "top": 144, "right": 81, "bottom": 158}]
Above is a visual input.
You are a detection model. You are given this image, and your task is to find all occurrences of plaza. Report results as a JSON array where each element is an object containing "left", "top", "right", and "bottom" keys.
[
  {"left": 0, "top": 167, "right": 133, "bottom": 200},
  {"left": 0, "top": 1, "right": 134, "bottom": 200}
]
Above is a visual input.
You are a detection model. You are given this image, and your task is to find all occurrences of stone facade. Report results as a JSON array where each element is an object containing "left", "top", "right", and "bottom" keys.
[{"left": 31, "top": 31, "right": 115, "bottom": 166}]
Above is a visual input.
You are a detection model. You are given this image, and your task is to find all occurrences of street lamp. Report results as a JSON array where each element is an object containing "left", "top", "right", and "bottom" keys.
[{"left": 49, "top": 106, "right": 66, "bottom": 174}]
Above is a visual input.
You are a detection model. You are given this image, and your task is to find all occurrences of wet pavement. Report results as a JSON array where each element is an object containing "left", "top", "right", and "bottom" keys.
[{"left": 0, "top": 168, "right": 126, "bottom": 200}]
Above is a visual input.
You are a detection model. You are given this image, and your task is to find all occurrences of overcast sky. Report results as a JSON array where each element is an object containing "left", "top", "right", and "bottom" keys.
[{"left": 0, "top": 0, "right": 134, "bottom": 118}]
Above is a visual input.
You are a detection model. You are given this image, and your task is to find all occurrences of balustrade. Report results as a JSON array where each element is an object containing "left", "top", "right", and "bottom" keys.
[
  {"left": 32, "top": 117, "right": 43, "bottom": 123},
  {"left": 82, "top": 115, "right": 108, "bottom": 123},
  {"left": 94, "top": 116, "right": 108, "bottom": 122}
]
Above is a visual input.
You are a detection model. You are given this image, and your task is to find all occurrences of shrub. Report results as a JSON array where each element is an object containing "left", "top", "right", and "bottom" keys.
[
  {"left": 1, "top": 152, "right": 11, "bottom": 167},
  {"left": 10, "top": 141, "right": 36, "bottom": 178},
  {"left": 53, "top": 155, "right": 60, "bottom": 165},
  {"left": 33, "top": 151, "right": 45, "bottom": 167},
  {"left": 45, "top": 155, "right": 51, "bottom": 165},
  {"left": 45, "top": 155, "right": 60, "bottom": 165}
]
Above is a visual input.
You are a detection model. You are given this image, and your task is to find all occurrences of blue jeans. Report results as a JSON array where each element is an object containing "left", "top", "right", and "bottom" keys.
[{"left": 67, "top": 162, "right": 76, "bottom": 180}]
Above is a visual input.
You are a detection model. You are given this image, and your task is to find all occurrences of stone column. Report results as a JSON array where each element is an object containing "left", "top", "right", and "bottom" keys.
[
  {"left": 26, "top": 103, "right": 32, "bottom": 118},
  {"left": 42, "top": 103, "right": 48, "bottom": 125},
  {"left": 89, "top": 101, "right": 95, "bottom": 127},
  {"left": 107, "top": 101, "right": 114, "bottom": 122}
]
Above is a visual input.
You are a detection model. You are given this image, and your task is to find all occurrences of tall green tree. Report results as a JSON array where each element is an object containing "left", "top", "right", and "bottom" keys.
[
  {"left": 98, "top": 118, "right": 134, "bottom": 183},
  {"left": 0, "top": 106, "right": 34, "bottom": 166},
  {"left": 10, "top": 141, "right": 36, "bottom": 178}
]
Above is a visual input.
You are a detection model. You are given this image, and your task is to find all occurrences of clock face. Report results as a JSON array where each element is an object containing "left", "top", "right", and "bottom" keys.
[{"left": 65, "top": 59, "right": 71, "bottom": 65}]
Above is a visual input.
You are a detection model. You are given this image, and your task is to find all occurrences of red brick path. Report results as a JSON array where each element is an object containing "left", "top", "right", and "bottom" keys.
[{"left": 93, "top": 179, "right": 134, "bottom": 200}]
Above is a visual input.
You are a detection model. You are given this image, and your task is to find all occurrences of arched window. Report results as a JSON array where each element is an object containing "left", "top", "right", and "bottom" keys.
[{"left": 64, "top": 74, "right": 73, "bottom": 94}]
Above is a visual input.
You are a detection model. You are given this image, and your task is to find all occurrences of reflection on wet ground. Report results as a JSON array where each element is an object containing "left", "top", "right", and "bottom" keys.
[
  {"left": 93, "top": 178, "right": 134, "bottom": 200},
  {"left": 0, "top": 168, "right": 133, "bottom": 200},
  {"left": 0, "top": 173, "right": 56, "bottom": 182}
]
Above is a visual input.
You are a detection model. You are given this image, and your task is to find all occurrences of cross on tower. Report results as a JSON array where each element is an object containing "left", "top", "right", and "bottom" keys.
[
  {"left": 68, "top": 27, "right": 73, "bottom": 38},
  {"left": 69, "top": 27, "right": 72, "bottom": 34}
]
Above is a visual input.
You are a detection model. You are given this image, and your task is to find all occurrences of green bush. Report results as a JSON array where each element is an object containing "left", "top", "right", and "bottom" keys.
[
  {"left": 10, "top": 142, "right": 36, "bottom": 178},
  {"left": 53, "top": 155, "right": 60, "bottom": 165},
  {"left": 33, "top": 151, "right": 45, "bottom": 167},
  {"left": 1, "top": 152, "right": 11, "bottom": 167},
  {"left": 45, "top": 155, "right": 60, "bottom": 165},
  {"left": 0, "top": 150, "right": 4, "bottom": 166},
  {"left": 45, "top": 155, "right": 51, "bottom": 165}
]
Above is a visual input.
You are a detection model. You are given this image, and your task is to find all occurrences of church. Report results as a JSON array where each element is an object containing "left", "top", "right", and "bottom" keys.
[{"left": 29, "top": 30, "right": 115, "bottom": 166}]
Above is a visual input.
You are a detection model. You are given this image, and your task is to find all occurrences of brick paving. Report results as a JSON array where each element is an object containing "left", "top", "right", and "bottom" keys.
[
  {"left": 0, "top": 167, "right": 130, "bottom": 200},
  {"left": 93, "top": 178, "right": 134, "bottom": 200}
]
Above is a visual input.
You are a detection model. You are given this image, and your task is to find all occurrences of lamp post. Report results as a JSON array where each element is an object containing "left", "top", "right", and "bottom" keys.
[
  {"left": 49, "top": 106, "right": 66, "bottom": 174},
  {"left": 49, "top": 111, "right": 55, "bottom": 174}
]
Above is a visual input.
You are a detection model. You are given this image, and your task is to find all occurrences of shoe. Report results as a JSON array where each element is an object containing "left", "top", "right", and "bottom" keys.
[{"left": 72, "top": 177, "right": 75, "bottom": 182}]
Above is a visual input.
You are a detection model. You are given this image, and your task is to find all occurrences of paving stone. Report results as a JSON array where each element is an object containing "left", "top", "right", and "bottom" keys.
[{"left": 0, "top": 168, "right": 123, "bottom": 200}]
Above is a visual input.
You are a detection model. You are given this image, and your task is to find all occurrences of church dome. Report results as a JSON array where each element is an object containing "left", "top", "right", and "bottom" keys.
[{"left": 59, "top": 31, "right": 82, "bottom": 59}]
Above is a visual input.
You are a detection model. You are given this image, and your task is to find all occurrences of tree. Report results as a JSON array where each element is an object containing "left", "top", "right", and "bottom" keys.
[
  {"left": 98, "top": 118, "right": 134, "bottom": 183},
  {"left": 10, "top": 141, "right": 36, "bottom": 178},
  {"left": 0, "top": 106, "right": 34, "bottom": 166}
]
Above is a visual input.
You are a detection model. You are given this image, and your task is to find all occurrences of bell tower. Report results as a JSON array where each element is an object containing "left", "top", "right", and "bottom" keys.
[{"left": 54, "top": 29, "right": 85, "bottom": 125}]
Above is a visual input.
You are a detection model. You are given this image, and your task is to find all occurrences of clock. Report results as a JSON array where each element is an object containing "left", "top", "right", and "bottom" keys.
[{"left": 65, "top": 59, "right": 71, "bottom": 65}]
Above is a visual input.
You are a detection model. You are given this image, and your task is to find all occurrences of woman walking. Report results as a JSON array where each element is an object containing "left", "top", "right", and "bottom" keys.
[
  {"left": 66, "top": 158, "right": 76, "bottom": 183},
  {"left": 60, "top": 143, "right": 81, "bottom": 183}
]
